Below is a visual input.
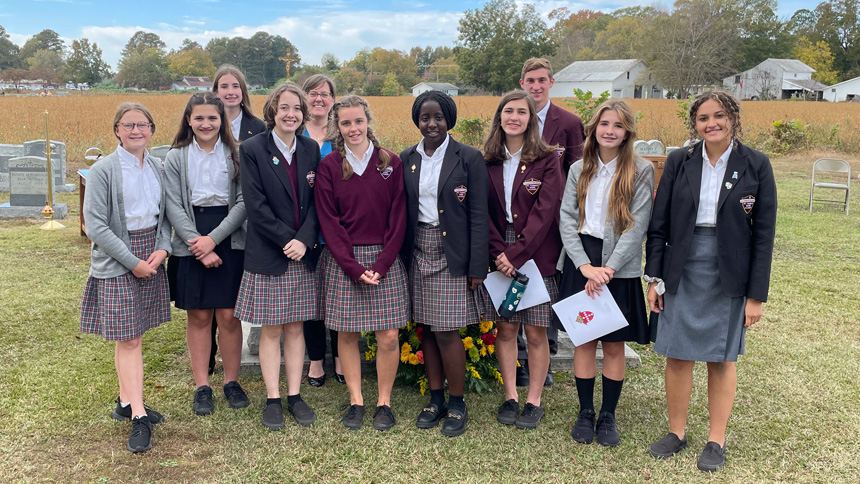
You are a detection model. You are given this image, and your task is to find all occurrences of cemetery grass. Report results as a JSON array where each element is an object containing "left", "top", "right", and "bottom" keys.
[{"left": 0, "top": 152, "right": 859, "bottom": 483}]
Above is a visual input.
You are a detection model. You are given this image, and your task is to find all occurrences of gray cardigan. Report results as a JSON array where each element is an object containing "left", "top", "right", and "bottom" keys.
[
  {"left": 83, "top": 150, "right": 173, "bottom": 278},
  {"left": 163, "top": 144, "right": 246, "bottom": 257},
  {"left": 557, "top": 156, "right": 655, "bottom": 278}
]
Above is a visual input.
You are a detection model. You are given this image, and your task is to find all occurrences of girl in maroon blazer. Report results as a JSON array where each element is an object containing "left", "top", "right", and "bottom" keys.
[
  {"left": 480, "top": 90, "right": 564, "bottom": 430},
  {"left": 315, "top": 95, "right": 409, "bottom": 431}
]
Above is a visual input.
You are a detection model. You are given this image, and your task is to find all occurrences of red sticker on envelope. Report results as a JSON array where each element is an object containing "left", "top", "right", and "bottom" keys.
[
  {"left": 523, "top": 178, "right": 541, "bottom": 195},
  {"left": 306, "top": 171, "right": 315, "bottom": 187},
  {"left": 576, "top": 311, "right": 594, "bottom": 325},
  {"left": 454, "top": 185, "right": 467, "bottom": 202}
]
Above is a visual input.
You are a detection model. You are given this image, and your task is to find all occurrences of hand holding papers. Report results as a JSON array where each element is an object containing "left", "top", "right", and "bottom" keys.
[
  {"left": 552, "top": 288, "right": 629, "bottom": 346},
  {"left": 483, "top": 259, "right": 550, "bottom": 316}
]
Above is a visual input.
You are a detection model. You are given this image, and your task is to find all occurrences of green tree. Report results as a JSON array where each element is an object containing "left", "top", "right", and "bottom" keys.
[
  {"left": 381, "top": 72, "right": 402, "bottom": 96},
  {"left": 64, "top": 38, "right": 112, "bottom": 88},
  {"left": 793, "top": 36, "right": 840, "bottom": 84},
  {"left": 179, "top": 38, "right": 202, "bottom": 52},
  {"left": 117, "top": 47, "right": 170, "bottom": 90},
  {"left": 455, "top": 0, "right": 556, "bottom": 94},
  {"left": 167, "top": 47, "right": 216, "bottom": 79},
  {"left": 425, "top": 55, "right": 460, "bottom": 84},
  {"left": 734, "top": 0, "right": 793, "bottom": 71},
  {"left": 18, "top": 29, "right": 64, "bottom": 61},
  {"left": 320, "top": 53, "right": 340, "bottom": 71},
  {"left": 26, "top": 49, "right": 64, "bottom": 85},
  {"left": 813, "top": 0, "right": 860, "bottom": 77},
  {"left": 0, "top": 25, "right": 21, "bottom": 71},
  {"left": 347, "top": 47, "right": 417, "bottom": 90},
  {"left": 121, "top": 31, "right": 166, "bottom": 57},
  {"left": 333, "top": 66, "right": 365, "bottom": 95},
  {"left": 0, "top": 67, "right": 28, "bottom": 91},
  {"left": 548, "top": 8, "right": 610, "bottom": 66}
]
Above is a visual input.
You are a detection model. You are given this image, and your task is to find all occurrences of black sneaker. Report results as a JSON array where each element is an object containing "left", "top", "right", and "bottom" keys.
[
  {"left": 697, "top": 441, "right": 726, "bottom": 472},
  {"left": 570, "top": 409, "right": 596, "bottom": 444},
  {"left": 373, "top": 405, "right": 396, "bottom": 431},
  {"left": 440, "top": 408, "right": 467, "bottom": 437},
  {"left": 496, "top": 399, "right": 519, "bottom": 425},
  {"left": 515, "top": 402, "right": 545, "bottom": 430},
  {"left": 193, "top": 385, "right": 214, "bottom": 416},
  {"left": 341, "top": 404, "right": 365, "bottom": 430},
  {"left": 127, "top": 415, "right": 152, "bottom": 453},
  {"left": 287, "top": 400, "right": 317, "bottom": 426},
  {"left": 223, "top": 381, "right": 249, "bottom": 409},
  {"left": 649, "top": 432, "right": 688, "bottom": 459},
  {"left": 111, "top": 397, "right": 164, "bottom": 425},
  {"left": 416, "top": 402, "right": 447, "bottom": 429},
  {"left": 595, "top": 411, "right": 620, "bottom": 447},
  {"left": 261, "top": 401, "right": 284, "bottom": 430}
]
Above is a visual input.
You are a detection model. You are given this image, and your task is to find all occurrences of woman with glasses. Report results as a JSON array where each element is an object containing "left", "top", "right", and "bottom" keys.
[
  {"left": 80, "top": 102, "right": 172, "bottom": 453},
  {"left": 300, "top": 74, "right": 343, "bottom": 387}
]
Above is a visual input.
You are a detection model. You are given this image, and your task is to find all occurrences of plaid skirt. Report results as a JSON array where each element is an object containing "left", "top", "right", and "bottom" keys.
[
  {"left": 322, "top": 245, "right": 409, "bottom": 332},
  {"left": 411, "top": 224, "right": 480, "bottom": 330},
  {"left": 234, "top": 261, "right": 320, "bottom": 325},
  {"left": 315, "top": 247, "right": 329, "bottom": 321},
  {"left": 479, "top": 225, "right": 558, "bottom": 328},
  {"left": 80, "top": 226, "right": 171, "bottom": 341}
]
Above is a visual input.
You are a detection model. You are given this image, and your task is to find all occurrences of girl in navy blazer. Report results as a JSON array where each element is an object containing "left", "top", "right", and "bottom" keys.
[
  {"left": 400, "top": 91, "right": 489, "bottom": 437},
  {"left": 164, "top": 92, "right": 248, "bottom": 416},
  {"left": 644, "top": 90, "right": 777, "bottom": 471},
  {"left": 481, "top": 90, "right": 563, "bottom": 430},
  {"left": 234, "top": 82, "right": 322, "bottom": 430}
]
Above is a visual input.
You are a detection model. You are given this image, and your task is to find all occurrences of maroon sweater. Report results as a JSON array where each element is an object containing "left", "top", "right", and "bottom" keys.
[{"left": 316, "top": 147, "right": 406, "bottom": 281}]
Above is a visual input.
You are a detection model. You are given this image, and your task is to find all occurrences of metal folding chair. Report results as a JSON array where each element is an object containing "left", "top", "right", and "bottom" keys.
[{"left": 809, "top": 158, "right": 850, "bottom": 215}]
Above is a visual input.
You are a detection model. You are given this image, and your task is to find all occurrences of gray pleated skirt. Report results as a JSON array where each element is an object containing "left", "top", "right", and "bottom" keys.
[{"left": 654, "top": 226, "right": 746, "bottom": 362}]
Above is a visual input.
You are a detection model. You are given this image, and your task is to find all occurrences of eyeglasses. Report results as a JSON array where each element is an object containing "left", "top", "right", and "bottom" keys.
[
  {"left": 308, "top": 91, "right": 332, "bottom": 100},
  {"left": 116, "top": 122, "right": 153, "bottom": 132}
]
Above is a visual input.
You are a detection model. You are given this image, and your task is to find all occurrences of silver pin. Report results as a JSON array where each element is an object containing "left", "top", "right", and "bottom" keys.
[{"left": 725, "top": 182, "right": 732, "bottom": 190}]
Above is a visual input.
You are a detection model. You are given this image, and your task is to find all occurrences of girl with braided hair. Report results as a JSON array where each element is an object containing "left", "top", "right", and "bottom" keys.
[{"left": 315, "top": 95, "right": 409, "bottom": 431}]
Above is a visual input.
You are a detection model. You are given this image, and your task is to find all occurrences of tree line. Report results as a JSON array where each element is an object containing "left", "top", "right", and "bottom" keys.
[{"left": 1, "top": 0, "right": 857, "bottom": 96}]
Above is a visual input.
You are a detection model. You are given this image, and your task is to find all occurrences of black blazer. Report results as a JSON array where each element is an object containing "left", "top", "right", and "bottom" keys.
[
  {"left": 238, "top": 114, "right": 267, "bottom": 142},
  {"left": 240, "top": 130, "right": 322, "bottom": 274},
  {"left": 644, "top": 141, "right": 777, "bottom": 302},
  {"left": 400, "top": 138, "right": 489, "bottom": 279}
]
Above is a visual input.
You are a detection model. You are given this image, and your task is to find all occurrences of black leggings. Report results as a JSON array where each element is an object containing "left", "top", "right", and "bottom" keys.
[{"left": 303, "top": 320, "right": 338, "bottom": 361}]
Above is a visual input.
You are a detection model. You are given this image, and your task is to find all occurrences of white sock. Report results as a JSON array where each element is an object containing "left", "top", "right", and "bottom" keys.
[{"left": 120, "top": 401, "right": 131, "bottom": 408}]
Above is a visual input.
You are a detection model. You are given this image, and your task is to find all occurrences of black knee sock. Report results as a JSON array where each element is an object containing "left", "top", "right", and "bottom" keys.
[
  {"left": 286, "top": 394, "right": 303, "bottom": 406},
  {"left": 575, "top": 377, "right": 595, "bottom": 412},
  {"left": 447, "top": 394, "right": 465, "bottom": 412},
  {"left": 600, "top": 375, "right": 624, "bottom": 415},
  {"left": 429, "top": 389, "right": 445, "bottom": 407}
]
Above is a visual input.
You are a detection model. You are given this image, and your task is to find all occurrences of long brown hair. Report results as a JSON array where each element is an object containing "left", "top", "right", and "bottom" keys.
[
  {"left": 483, "top": 90, "right": 556, "bottom": 164},
  {"left": 262, "top": 82, "right": 310, "bottom": 134},
  {"left": 171, "top": 92, "right": 240, "bottom": 181},
  {"left": 578, "top": 100, "right": 638, "bottom": 235},
  {"left": 328, "top": 95, "right": 390, "bottom": 180},
  {"left": 687, "top": 89, "right": 742, "bottom": 152},
  {"left": 212, "top": 64, "right": 257, "bottom": 119}
]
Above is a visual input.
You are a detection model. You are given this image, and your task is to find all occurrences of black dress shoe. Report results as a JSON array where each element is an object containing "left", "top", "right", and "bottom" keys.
[
  {"left": 308, "top": 374, "right": 326, "bottom": 387},
  {"left": 544, "top": 370, "right": 555, "bottom": 387},
  {"left": 440, "top": 408, "right": 467, "bottom": 437},
  {"left": 515, "top": 362, "right": 530, "bottom": 387},
  {"left": 334, "top": 373, "right": 346, "bottom": 384},
  {"left": 416, "top": 402, "right": 447, "bottom": 429}
]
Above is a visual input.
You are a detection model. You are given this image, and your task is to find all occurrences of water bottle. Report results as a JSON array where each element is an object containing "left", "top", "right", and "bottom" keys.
[{"left": 498, "top": 271, "right": 529, "bottom": 318}]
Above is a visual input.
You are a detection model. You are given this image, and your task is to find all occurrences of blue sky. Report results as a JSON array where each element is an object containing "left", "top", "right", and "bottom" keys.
[{"left": 2, "top": 0, "right": 811, "bottom": 71}]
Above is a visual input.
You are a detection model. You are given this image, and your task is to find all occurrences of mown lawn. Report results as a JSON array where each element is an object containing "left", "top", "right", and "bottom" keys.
[{"left": 1, "top": 151, "right": 859, "bottom": 483}]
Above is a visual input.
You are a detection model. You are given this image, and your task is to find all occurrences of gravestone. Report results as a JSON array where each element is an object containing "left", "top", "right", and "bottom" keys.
[
  {"left": 22, "top": 140, "right": 75, "bottom": 192},
  {"left": 0, "top": 144, "right": 20, "bottom": 190},
  {"left": 149, "top": 145, "right": 171, "bottom": 162},
  {"left": 633, "top": 139, "right": 665, "bottom": 156},
  {"left": 0, "top": 156, "right": 68, "bottom": 219}
]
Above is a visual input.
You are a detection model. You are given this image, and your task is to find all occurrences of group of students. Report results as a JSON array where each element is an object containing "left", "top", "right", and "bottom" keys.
[{"left": 80, "top": 58, "right": 776, "bottom": 473}]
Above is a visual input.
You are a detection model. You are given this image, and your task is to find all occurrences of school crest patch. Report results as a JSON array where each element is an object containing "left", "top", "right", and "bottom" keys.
[
  {"left": 306, "top": 171, "right": 316, "bottom": 187},
  {"left": 523, "top": 178, "right": 542, "bottom": 195},
  {"left": 576, "top": 311, "right": 594, "bottom": 325},
  {"left": 740, "top": 195, "right": 755, "bottom": 213},
  {"left": 556, "top": 147, "right": 566, "bottom": 160},
  {"left": 454, "top": 185, "right": 467, "bottom": 202},
  {"left": 380, "top": 166, "right": 393, "bottom": 179}
]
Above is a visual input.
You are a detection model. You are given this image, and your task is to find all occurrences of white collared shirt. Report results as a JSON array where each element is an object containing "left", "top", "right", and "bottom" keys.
[
  {"left": 581, "top": 156, "right": 617, "bottom": 239},
  {"left": 696, "top": 142, "right": 732, "bottom": 225},
  {"left": 188, "top": 137, "right": 229, "bottom": 207},
  {"left": 536, "top": 101, "right": 550, "bottom": 137},
  {"left": 272, "top": 131, "right": 296, "bottom": 165},
  {"left": 502, "top": 145, "right": 522, "bottom": 224},
  {"left": 345, "top": 143, "right": 373, "bottom": 176},
  {"left": 117, "top": 145, "right": 160, "bottom": 231},
  {"left": 230, "top": 111, "right": 243, "bottom": 142},
  {"left": 417, "top": 134, "right": 450, "bottom": 225}
]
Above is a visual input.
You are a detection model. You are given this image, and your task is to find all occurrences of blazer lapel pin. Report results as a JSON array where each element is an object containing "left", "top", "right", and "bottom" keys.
[
  {"left": 725, "top": 182, "right": 732, "bottom": 190},
  {"left": 732, "top": 171, "right": 738, "bottom": 179},
  {"left": 272, "top": 156, "right": 280, "bottom": 165},
  {"left": 411, "top": 164, "right": 416, "bottom": 173}
]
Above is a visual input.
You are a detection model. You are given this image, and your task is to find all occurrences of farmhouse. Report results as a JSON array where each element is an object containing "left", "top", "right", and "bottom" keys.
[
  {"left": 548, "top": 59, "right": 664, "bottom": 99},
  {"left": 723, "top": 59, "right": 827, "bottom": 100},
  {"left": 825, "top": 76, "right": 860, "bottom": 102},
  {"left": 411, "top": 82, "right": 459, "bottom": 97},
  {"left": 172, "top": 76, "right": 213, "bottom": 92}
]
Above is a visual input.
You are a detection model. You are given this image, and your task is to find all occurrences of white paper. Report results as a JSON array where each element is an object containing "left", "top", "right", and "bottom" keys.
[
  {"left": 552, "top": 288, "right": 629, "bottom": 346},
  {"left": 483, "top": 259, "right": 551, "bottom": 315}
]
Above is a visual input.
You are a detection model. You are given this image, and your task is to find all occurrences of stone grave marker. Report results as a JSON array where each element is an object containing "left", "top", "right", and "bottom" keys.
[
  {"left": 0, "top": 156, "right": 68, "bottom": 218},
  {"left": 22, "top": 140, "right": 74, "bottom": 192},
  {"left": 633, "top": 139, "right": 665, "bottom": 156},
  {"left": 0, "top": 144, "right": 20, "bottom": 190}
]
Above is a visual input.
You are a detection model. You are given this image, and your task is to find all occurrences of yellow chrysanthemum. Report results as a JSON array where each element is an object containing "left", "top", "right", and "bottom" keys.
[
  {"left": 419, "top": 377, "right": 427, "bottom": 396},
  {"left": 401, "top": 342, "right": 412, "bottom": 355},
  {"left": 480, "top": 346, "right": 487, "bottom": 357},
  {"left": 470, "top": 366, "right": 481, "bottom": 379},
  {"left": 480, "top": 320, "right": 493, "bottom": 333},
  {"left": 488, "top": 344, "right": 495, "bottom": 355},
  {"left": 462, "top": 337, "right": 474, "bottom": 350},
  {"left": 408, "top": 354, "right": 420, "bottom": 365},
  {"left": 494, "top": 369, "right": 503, "bottom": 384}
]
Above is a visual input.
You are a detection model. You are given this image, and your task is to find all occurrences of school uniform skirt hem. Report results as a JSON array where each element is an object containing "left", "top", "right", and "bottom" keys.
[{"left": 234, "top": 262, "right": 320, "bottom": 325}]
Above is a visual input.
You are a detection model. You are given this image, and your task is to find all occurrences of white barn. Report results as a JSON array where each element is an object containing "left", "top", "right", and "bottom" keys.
[
  {"left": 723, "top": 59, "right": 827, "bottom": 100},
  {"left": 411, "top": 82, "right": 459, "bottom": 97},
  {"left": 549, "top": 59, "right": 664, "bottom": 99},
  {"left": 172, "top": 76, "right": 212, "bottom": 92},
  {"left": 825, "top": 76, "right": 860, "bottom": 102}
]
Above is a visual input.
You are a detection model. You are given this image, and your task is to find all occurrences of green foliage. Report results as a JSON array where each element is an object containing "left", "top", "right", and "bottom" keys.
[
  {"left": 380, "top": 72, "right": 402, "bottom": 96},
  {"left": 562, "top": 89, "right": 610, "bottom": 124},
  {"left": 675, "top": 94, "right": 694, "bottom": 124},
  {"left": 451, "top": 115, "right": 489, "bottom": 149},
  {"left": 768, "top": 119, "right": 808, "bottom": 153},
  {"left": 64, "top": 39, "right": 112, "bottom": 87}
]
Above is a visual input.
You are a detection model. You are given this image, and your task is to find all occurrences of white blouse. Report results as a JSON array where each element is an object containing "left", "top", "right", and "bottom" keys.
[
  {"left": 117, "top": 145, "right": 160, "bottom": 231},
  {"left": 272, "top": 131, "right": 296, "bottom": 164},
  {"left": 230, "top": 111, "right": 243, "bottom": 142},
  {"left": 696, "top": 142, "right": 732, "bottom": 226},
  {"left": 345, "top": 143, "right": 373, "bottom": 176},
  {"left": 502, "top": 145, "right": 522, "bottom": 224},
  {"left": 188, "top": 137, "right": 230, "bottom": 207},
  {"left": 417, "top": 134, "right": 450, "bottom": 225},
  {"left": 580, "top": 156, "right": 617, "bottom": 239}
]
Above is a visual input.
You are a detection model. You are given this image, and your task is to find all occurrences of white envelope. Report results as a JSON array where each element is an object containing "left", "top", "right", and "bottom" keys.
[
  {"left": 552, "top": 288, "right": 629, "bottom": 346},
  {"left": 483, "top": 259, "right": 551, "bottom": 315}
]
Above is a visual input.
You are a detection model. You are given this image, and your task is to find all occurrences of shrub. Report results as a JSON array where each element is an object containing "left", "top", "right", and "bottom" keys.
[
  {"left": 452, "top": 115, "right": 489, "bottom": 149},
  {"left": 563, "top": 89, "right": 611, "bottom": 124}
]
